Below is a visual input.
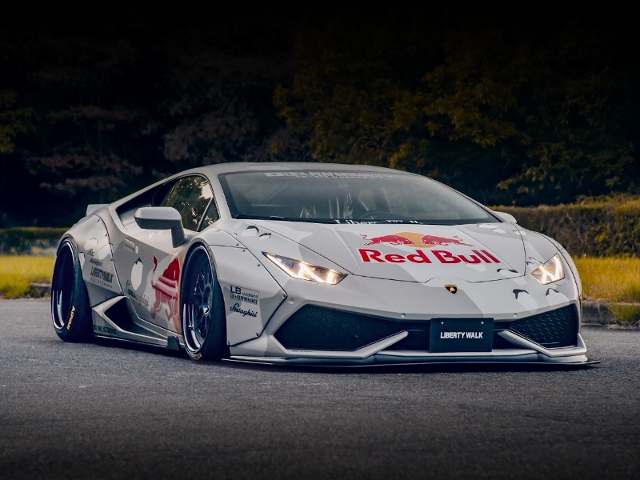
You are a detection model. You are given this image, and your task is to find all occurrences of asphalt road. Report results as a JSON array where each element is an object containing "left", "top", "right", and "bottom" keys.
[{"left": 0, "top": 299, "right": 638, "bottom": 480}]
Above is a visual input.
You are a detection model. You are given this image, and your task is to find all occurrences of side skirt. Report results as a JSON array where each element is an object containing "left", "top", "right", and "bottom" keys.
[{"left": 91, "top": 295, "right": 182, "bottom": 350}]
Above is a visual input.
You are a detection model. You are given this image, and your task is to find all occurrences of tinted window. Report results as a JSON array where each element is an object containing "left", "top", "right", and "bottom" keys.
[
  {"left": 200, "top": 201, "right": 220, "bottom": 230},
  {"left": 162, "top": 176, "right": 214, "bottom": 231},
  {"left": 219, "top": 171, "right": 499, "bottom": 225}
]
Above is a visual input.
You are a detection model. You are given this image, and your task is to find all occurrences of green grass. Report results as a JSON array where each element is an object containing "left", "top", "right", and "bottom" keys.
[
  {"left": 608, "top": 304, "right": 640, "bottom": 324},
  {"left": 575, "top": 257, "right": 640, "bottom": 303},
  {"left": 575, "top": 256, "right": 640, "bottom": 324},
  {"left": 0, "top": 256, "right": 55, "bottom": 298}
]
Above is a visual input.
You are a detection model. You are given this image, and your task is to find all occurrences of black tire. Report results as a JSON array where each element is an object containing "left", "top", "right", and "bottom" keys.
[
  {"left": 180, "top": 245, "right": 228, "bottom": 361},
  {"left": 51, "top": 239, "right": 92, "bottom": 341}
]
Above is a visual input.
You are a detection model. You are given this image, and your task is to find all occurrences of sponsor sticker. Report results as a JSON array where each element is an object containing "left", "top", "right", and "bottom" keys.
[
  {"left": 358, "top": 248, "right": 500, "bottom": 265},
  {"left": 230, "top": 303, "right": 258, "bottom": 317},
  {"left": 94, "top": 325, "right": 117, "bottom": 336},
  {"left": 230, "top": 285, "right": 259, "bottom": 305},
  {"left": 125, "top": 280, "right": 149, "bottom": 308},
  {"left": 228, "top": 285, "right": 260, "bottom": 319},
  {"left": 264, "top": 172, "right": 397, "bottom": 179},
  {"left": 150, "top": 256, "right": 180, "bottom": 327},
  {"left": 362, "top": 232, "right": 472, "bottom": 248},
  {"left": 357, "top": 231, "right": 501, "bottom": 265},
  {"left": 90, "top": 266, "right": 114, "bottom": 287}
]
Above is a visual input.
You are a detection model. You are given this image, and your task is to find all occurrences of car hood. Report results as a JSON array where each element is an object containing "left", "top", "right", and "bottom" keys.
[{"left": 250, "top": 221, "right": 527, "bottom": 283}]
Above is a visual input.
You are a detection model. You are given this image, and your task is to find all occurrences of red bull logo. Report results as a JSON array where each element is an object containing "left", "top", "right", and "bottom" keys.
[
  {"left": 419, "top": 234, "right": 471, "bottom": 247},
  {"left": 358, "top": 231, "right": 499, "bottom": 265},
  {"left": 361, "top": 232, "right": 472, "bottom": 248},
  {"left": 361, "top": 234, "right": 415, "bottom": 246},
  {"left": 151, "top": 256, "right": 180, "bottom": 325}
]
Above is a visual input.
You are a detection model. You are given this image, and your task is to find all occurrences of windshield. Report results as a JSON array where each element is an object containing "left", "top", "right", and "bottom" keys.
[{"left": 219, "top": 170, "right": 499, "bottom": 225}]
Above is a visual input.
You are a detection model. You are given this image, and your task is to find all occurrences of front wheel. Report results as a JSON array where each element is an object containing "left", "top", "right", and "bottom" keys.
[
  {"left": 51, "top": 239, "right": 92, "bottom": 341},
  {"left": 181, "top": 245, "right": 228, "bottom": 361}
]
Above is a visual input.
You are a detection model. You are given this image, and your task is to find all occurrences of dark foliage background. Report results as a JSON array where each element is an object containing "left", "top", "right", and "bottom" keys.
[{"left": 1, "top": 2, "right": 638, "bottom": 226}]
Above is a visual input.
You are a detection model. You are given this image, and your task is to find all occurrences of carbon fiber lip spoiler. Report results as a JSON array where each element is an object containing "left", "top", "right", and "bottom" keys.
[{"left": 223, "top": 358, "right": 600, "bottom": 370}]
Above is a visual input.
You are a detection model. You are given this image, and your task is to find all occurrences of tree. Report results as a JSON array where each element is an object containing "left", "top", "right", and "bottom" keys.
[
  {"left": 0, "top": 90, "right": 32, "bottom": 155},
  {"left": 159, "top": 13, "right": 307, "bottom": 167},
  {"left": 404, "top": 16, "right": 637, "bottom": 203},
  {"left": 22, "top": 31, "right": 158, "bottom": 204},
  {"left": 276, "top": 7, "right": 639, "bottom": 204},
  {"left": 0, "top": 90, "right": 32, "bottom": 199}
]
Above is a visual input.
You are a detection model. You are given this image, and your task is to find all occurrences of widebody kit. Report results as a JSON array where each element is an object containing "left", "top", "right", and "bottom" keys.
[{"left": 51, "top": 163, "right": 593, "bottom": 365}]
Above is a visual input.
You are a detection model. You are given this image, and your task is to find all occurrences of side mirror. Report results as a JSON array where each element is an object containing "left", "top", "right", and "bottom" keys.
[
  {"left": 493, "top": 211, "right": 517, "bottom": 223},
  {"left": 134, "top": 207, "right": 187, "bottom": 247}
]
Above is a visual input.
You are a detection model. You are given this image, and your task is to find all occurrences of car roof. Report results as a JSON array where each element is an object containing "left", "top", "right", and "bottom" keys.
[
  {"left": 180, "top": 162, "right": 413, "bottom": 177},
  {"left": 107, "top": 162, "right": 417, "bottom": 215}
]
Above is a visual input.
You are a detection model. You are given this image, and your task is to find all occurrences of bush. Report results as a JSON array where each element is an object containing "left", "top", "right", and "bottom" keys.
[
  {"left": 0, "top": 227, "right": 67, "bottom": 255},
  {"left": 494, "top": 197, "right": 640, "bottom": 257}
]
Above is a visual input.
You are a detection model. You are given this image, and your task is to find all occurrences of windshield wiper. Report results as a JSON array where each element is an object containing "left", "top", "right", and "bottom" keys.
[
  {"left": 233, "top": 214, "right": 268, "bottom": 220},
  {"left": 233, "top": 214, "right": 334, "bottom": 223}
]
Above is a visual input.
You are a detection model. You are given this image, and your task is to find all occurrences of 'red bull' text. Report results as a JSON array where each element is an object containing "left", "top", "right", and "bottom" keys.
[{"left": 358, "top": 249, "right": 500, "bottom": 264}]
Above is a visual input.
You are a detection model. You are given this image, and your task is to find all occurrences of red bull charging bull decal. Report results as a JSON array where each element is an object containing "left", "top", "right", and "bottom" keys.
[
  {"left": 359, "top": 232, "right": 500, "bottom": 265},
  {"left": 151, "top": 256, "right": 181, "bottom": 329}
]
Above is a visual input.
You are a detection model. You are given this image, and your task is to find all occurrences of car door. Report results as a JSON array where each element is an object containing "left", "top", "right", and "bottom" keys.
[{"left": 121, "top": 175, "right": 219, "bottom": 333}]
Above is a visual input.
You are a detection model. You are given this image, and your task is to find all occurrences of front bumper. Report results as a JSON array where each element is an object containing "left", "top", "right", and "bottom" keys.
[{"left": 228, "top": 270, "right": 589, "bottom": 365}]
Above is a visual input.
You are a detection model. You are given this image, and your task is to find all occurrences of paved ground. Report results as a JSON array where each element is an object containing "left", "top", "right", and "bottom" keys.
[{"left": 0, "top": 299, "right": 638, "bottom": 480}]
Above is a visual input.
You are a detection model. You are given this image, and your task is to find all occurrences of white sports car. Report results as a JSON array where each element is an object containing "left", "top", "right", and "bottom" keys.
[{"left": 51, "top": 163, "right": 592, "bottom": 365}]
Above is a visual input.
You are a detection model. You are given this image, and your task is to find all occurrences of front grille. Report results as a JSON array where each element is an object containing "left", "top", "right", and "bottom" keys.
[
  {"left": 275, "top": 305, "right": 579, "bottom": 352},
  {"left": 509, "top": 305, "right": 579, "bottom": 348},
  {"left": 274, "top": 306, "right": 429, "bottom": 351}
]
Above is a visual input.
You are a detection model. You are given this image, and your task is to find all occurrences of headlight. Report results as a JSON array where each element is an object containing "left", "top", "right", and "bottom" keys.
[
  {"left": 530, "top": 254, "right": 564, "bottom": 285},
  {"left": 263, "top": 252, "right": 347, "bottom": 285}
]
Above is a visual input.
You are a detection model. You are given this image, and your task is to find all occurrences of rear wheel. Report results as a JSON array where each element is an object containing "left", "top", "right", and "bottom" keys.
[
  {"left": 51, "top": 239, "right": 92, "bottom": 341},
  {"left": 181, "top": 245, "right": 227, "bottom": 361}
]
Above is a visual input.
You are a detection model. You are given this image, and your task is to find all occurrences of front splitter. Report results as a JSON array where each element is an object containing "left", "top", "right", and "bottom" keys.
[{"left": 225, "top": 356, "right": 600, "bottom": 370}]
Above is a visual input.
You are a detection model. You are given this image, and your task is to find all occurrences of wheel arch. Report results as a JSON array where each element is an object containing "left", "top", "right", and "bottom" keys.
[
  {"left": 179, "top": 240, "right": 218, "bottom": 336},
  {"left": 51, "top": 236, "right": 93, "bottom": 341},
  {"left": 179, "top": 240, "right": 228, "bottom": 360},
  {"left": 58, "top": 215, "right": 123, "bottom": 307}
]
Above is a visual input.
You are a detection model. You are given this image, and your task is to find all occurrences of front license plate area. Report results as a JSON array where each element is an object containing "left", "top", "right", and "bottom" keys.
[{"left": 430, "top": 319, "right": 494, "bottom": 353}]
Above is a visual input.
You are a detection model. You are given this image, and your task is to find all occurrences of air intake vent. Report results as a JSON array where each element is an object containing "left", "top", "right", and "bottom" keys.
[
  {"left": 275, "top": 306, "right": 429, "bottom": 351},
  {"left": 509, "top": 305, "right": 579, "bottom": 348}
]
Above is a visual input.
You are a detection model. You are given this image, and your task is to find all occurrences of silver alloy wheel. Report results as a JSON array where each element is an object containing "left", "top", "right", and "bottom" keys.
[{"left": 183, "top": 249, "right": 214, "bottom": 352}]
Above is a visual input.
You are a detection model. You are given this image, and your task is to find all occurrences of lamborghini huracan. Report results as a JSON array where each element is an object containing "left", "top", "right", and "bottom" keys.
[{"left": 51, "top": 163, "right": 592, "bottom": 365}]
